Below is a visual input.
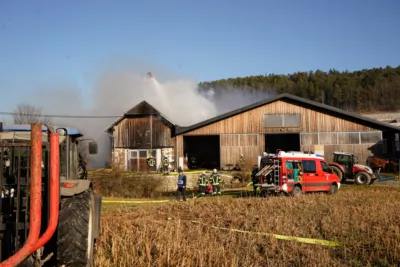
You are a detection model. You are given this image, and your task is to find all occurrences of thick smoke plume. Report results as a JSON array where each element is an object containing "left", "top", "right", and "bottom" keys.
[{"left": 15, "top": 67, "right": 276, "bottom": 169}]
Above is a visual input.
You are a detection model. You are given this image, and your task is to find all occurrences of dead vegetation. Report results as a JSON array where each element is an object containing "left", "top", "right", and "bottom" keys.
[
  {"left": 90, "top": 171, "right": 161, "bottom": 198},
  {"left": 95, "top": 186, "right": 400, "bottom": 267}
]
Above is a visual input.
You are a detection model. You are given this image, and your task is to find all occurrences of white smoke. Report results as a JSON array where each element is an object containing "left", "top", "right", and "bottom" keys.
[
  {"left": 13, "top": 65, "right": 276, "bottom": 169},
  {"left": 91, "top": 71, "right": 218, "bottom": 126},
  {"left": 201, "top": 86, "right": 276, "bottom": 115}
]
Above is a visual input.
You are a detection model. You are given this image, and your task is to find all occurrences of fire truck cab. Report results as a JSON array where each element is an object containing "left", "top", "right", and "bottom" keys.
[{"left": 254, "top": 151, "right": 340, "bottom": 197}]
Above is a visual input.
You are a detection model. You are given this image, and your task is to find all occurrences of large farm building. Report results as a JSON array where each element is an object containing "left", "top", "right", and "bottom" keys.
[{"left": 106, "top": 93, "right": 400, "bottom": 171}]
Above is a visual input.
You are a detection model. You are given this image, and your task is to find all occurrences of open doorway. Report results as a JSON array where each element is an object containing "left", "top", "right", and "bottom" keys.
[
  {"left": 265, "top": 133, "right": 300, "bottom": 153},
  {"left": 183, "top": 135, "right": 220, "bottom": 169}
]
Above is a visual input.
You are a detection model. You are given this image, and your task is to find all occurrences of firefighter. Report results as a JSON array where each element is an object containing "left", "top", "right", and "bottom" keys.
[
  {"left": 197, "top": 171, "right": 209, "bottom": 197},
  {"left": 251, "top": 166, "right": 259, "bottom": 195},
  {"left": 146, "top": 156, "right": 155, "bottom": 168},
  {"left": 162, "top": 156, "right": 169, "bottom": 172},
  {"left": 176, "top": 167, "right": 187, "bottom": 201},
  {"left": 209, "top": 169, "right": 222, "bottom": 196}
]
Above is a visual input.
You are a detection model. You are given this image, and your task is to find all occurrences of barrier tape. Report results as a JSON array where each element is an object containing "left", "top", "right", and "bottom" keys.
[
  {"left": 102, "top": 200, "right": 170, "bottom": 204},
  {"left": 169, "top": 171, "right": 207, "bottom": 175},
  {"left": 191, "top": 220, "right": 342, "bottom": 247},
  {"left": 101, "top": 200, "right": 385, "bottom": 250}
]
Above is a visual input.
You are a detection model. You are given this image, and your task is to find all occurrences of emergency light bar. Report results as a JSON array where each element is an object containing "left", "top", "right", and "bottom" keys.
[{"left": 276, "top": 150, "right": 325, "bottom": 159}]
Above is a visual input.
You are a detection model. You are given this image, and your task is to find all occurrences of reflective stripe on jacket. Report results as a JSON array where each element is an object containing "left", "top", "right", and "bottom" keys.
[
  {"left": 210, "top": 174, "right": 221, "bottom": 185},
  {"left": 197, "top": 174, "right": 209, "bottom": 186}
]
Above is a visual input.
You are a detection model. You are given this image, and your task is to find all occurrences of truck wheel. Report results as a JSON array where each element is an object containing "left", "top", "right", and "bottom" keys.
[
  {"left": 57, "top": 189, "right": 95, "bottom": 267},
  {"left": 291, "top": 186, "right": 302, "bottom": 197},
  {"left": 330, "top": 166, "right": 345, "bottom": 182},
  {"left": 328, "top": 183, "right": 338, "bottom": 194},
  {"left": 354, "top": 172, "right": 371, "bottom": 185}
]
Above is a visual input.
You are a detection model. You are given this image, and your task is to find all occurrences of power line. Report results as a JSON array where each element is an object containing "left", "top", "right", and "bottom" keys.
[{"left": 0, "top": 111, "right": 121, "bottom": 119}]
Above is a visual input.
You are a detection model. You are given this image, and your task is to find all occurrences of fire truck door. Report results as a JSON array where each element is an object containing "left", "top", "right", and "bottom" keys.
[{"left": 302, "top": 159, "right": 320, "bottom": 191}]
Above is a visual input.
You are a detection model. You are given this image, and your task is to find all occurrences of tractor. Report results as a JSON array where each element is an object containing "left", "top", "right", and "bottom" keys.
[
  {"left": 328, "top": 152, "right": 375, "bottom": 185},
  {"left": 0, "top": 123, "right": 102, "bottom": 267}
]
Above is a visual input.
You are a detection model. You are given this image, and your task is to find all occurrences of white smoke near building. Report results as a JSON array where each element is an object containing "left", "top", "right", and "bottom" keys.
[{"left": 12, "top": 65, "right": 276, "bottom": 168}]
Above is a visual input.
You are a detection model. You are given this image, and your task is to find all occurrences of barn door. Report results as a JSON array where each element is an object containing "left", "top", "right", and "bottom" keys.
[{"left": 128, "top": 150, "right": 139, "bottom": 172}]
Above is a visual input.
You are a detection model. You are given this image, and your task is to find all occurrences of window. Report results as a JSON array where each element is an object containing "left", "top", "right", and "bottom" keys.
[
  {"left": 302, "top": 160, "right": 316, "bottom": 173},
  {"left": 264, "top": 114, "right": 283, "bottom": 127},
  {"left": 130, "top": 151, "right": 138, "bottom": 158},
  {"left": 264, "top": 114, "right": 301, "bottom": 127},
  {"left": 88, "top": 142, "right": 98, "bottom": 154},
  {"left": 139, "top": 150, "right": 148, "bottom": 158},
  {"left": 284, "top": 114, "right": 301, "bottom": 127},
  {"left": 337, "top": 132, "right": 360, "bottom": 144},
  {"left": 148, "top": 150, "right": 156, "bottom": 157},
  {"left": 320, "top": 161, "right": 331, "bottom": 173},
  {"left": 360, "top": 132, "right": 381, "bottom": 144}
]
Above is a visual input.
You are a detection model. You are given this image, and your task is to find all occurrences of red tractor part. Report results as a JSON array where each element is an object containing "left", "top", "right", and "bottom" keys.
[
  {"left": 328, "top": 152, "right": 374, "bottom": 185},
  {"left": 0, "top": 125, "right": 60, "bottom": 267},
  {"left": 33, "top": 131, "right": 60, "bottom": 251}
]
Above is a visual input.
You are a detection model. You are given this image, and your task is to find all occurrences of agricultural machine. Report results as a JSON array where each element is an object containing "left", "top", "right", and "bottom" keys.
[
  {"left": 328, "top": 152, "right": 375, "bottom": 185},
  {"left": 0, "top": 123, "right": 102, "bottom": 267}
]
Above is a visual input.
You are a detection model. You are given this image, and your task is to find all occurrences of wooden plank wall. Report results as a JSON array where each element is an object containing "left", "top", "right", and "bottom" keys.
[
  {"left": 113, "top": 117, "right": 174, "bottom": 149},
  {"left": 219, "top": 134, "right": 264, "bottom": 169},
  {"left": 182, "top": 100, "right": 377, "bottom": 135},
  {"left": 175, "top": 100, "right": 385, "bottom": 168}
]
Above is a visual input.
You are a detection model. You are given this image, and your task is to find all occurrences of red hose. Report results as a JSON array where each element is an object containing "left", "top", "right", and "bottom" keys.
[
  {"left": 0, "top": 124, "right": 43, "bottom": 267},
  {"left": 32, "top": 132, "right": 59, "bottom": 250}
]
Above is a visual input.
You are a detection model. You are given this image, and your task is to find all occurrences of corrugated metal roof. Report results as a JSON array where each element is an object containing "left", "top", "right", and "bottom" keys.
[{"left": 174, "top": 93, "right": 400, "bottom": 135}]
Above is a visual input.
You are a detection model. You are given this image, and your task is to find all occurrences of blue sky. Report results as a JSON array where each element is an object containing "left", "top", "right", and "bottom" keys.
[{"left": 1, "top": 0, "right": 399, "bottom": 112}]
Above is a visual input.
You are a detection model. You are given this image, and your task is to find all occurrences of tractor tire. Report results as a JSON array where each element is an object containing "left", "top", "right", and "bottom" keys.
[
  {"left": 56, "top": 189, "right": 95, "bottom": 267},
  {"left": 354, "top": 172, "right": 372, "bottom": 185},
  {"left": 78, "top": 163, "right": 88, "bottom": 179},
  {"left": 291, "top": 186, "right": 302, "bottom": 197},
  {"left": 328, "top": 183, "right": 339, "bottom": 194},
  {"left": 330, "top": 165, "right": 345, "bottom": 182}
]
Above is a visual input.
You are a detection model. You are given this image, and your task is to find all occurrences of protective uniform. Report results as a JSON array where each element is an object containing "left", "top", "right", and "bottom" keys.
[
  {"left": 197, "top": 171, "right": 209, "bottom": 196},
  {"left": 162, "top": 156, "right": 169, "bottom": 172},
  {"left": 251, "top": 167, "right": 259, "bottom": 194},
  {"left": 176, "top": 167, "right": 187, "bottom": 201},
  {"left": 209, "top": 169, "right": 222, "bottom": 195},
  {"left": 147, "top": 157, "right": 156, "bottom": 168}
]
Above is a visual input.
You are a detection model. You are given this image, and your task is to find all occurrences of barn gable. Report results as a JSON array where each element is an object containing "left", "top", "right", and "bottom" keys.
[
  {"left": 125, "top": 101, "right": 162, "bottom": 116},
  {"left": 106, "top": 101, "right": 174, "bottom": 133},
  {"left": 175, "top": 93, "right": 400, "bottom": 135}
]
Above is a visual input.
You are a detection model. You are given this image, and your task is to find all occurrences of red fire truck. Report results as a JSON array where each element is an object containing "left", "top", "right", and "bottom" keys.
[{"left": 254, "top": 151, "right": 340, "bottom": 197}]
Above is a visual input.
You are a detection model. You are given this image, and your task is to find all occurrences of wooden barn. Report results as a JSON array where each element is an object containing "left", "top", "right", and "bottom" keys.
[
  {"left": 106, "top": 101, "right": 176, "bottom": 171},
  {"left": 174, "top": 93, "right": 400, "bottom": 170}
]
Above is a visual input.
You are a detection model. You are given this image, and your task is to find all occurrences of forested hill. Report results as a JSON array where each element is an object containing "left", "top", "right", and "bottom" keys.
[{"left": 198, "top": 65, "right": 400, "bottom": 112}]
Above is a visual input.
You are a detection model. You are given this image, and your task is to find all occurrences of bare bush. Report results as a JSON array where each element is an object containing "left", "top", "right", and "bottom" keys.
[
  {"left": 90, "top": 171, "right": 161, "bottom": 198},
  {"left": 13, "top": 104, "right": 52, "bottom": 125}
]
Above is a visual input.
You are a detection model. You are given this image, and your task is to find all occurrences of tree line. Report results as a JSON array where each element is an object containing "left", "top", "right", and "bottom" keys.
[{"left": 198, "top": 65, "right": 400, "bottom": 112}]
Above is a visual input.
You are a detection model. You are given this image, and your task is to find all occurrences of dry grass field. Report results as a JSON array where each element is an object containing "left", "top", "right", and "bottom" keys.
[{"left": 94, "top": 185, "right": 400, "bottom": 267}]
